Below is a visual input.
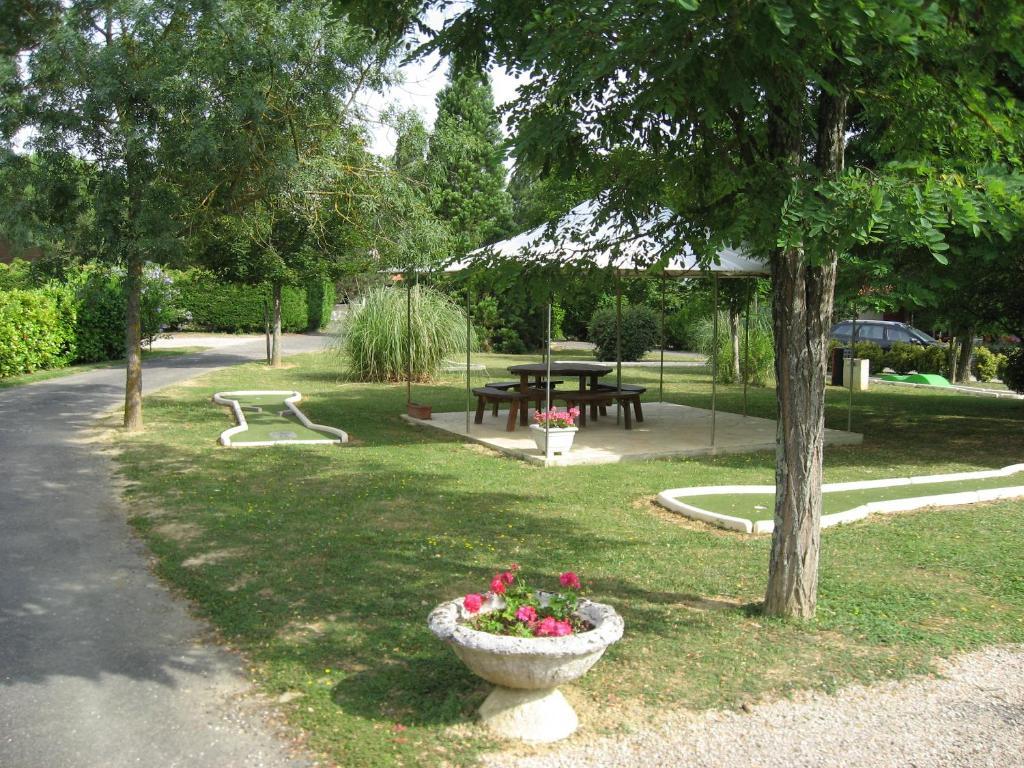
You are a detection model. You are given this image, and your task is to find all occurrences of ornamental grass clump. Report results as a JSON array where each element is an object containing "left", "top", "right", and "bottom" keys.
[
  {"left": 463, "top": 565, "right": 591, "bottom": 638},
  {"left": 340, "top": 285, "right": 473, "bottom": 382}
]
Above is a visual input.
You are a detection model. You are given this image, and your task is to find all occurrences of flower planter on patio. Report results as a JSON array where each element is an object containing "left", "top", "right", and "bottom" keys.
[{"left": 528, "top": 424, "right": 577, "bottom": 455}]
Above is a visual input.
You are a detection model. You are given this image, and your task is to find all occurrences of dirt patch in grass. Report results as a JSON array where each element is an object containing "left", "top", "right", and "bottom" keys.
[
  {"left": 181, "top": 548, "right": 248, "bottom": 568},
  {"left": 153, "top": 521, "right": 203, "bottom": 543}
]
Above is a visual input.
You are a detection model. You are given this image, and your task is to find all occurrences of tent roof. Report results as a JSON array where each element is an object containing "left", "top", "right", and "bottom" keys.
[{"left": 447, "top": 199, "right": 770, "bottom": 277}]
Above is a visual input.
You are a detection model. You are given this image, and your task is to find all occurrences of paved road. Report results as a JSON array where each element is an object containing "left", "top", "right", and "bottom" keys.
[{"left": 0, "top": 336, "right": 329, "bottom": 768}]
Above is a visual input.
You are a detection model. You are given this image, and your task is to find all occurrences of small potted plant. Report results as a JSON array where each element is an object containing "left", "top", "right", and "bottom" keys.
[
  {"left": 529, "top": 406, "right": 580, "bottom": 455},
  {"left": 428, "top": 565, "right": 623, "bottom": 743}
]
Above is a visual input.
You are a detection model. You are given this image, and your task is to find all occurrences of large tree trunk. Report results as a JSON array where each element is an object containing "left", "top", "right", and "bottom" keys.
[
  {"left": 763, "top": 83, "right": 847, "bottom": 619},
  {"left": 951, "top": 328, "right": 975, "bottom": 383},
  {"left": 123, "top": 252, "right": 144, "bottom": 432},
  {"left": 729, "top": 307, "right": 741, "bottom": 381},
  {"left": 271, "top": 281, "right": 283, "bottom": 367}
]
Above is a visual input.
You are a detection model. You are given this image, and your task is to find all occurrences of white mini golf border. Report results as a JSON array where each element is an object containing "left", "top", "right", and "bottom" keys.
[
  {"left": 212, "top": 390, "right": 348, "bottom": 447},
  {"left": 657, "top": 463, "right": 1024, "bottom": 535}
]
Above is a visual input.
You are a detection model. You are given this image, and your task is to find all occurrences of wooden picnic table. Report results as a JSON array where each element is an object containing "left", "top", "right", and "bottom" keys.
[{"left": 508, "top": 362, "right": 614, "bottom": 427}]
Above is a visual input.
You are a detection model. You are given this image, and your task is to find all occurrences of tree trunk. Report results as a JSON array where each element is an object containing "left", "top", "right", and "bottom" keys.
[
  {"left": 729, "top": 307, "right": 741, "bottom": 381},
  {"left": 763, "top": 82, "right": 847, "bottom": 619},
  {"left": 952, "top": 328, "right": 975, "bottom": 383},
  {"left": 123, "top": 252, "right": 144, "bottom": 432},
  {"left": 271, "top": 281, "right": 283, "bottom": 367}
]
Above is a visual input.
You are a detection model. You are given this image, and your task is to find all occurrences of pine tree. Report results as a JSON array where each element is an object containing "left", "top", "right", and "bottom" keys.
[{"left": 426, "top": 68, "right": 512, "bottom": 254}]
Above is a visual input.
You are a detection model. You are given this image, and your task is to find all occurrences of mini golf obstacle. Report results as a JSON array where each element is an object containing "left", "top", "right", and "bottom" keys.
[
  {"left": 212, "top": 390, "right": 348, "bottom": 447},
  {"left": 657, "top": 464, "right": 1024, "bottom": 535}
]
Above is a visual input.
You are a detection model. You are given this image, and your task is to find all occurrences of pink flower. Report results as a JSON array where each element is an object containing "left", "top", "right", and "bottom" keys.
[
  {"left": 516, "top": 605, "right": 537, "bottom": 623},
  {"left": 534, "top": 617, "right": 573, "bottom": 637},
  {"left": 559, "top": 571, "right": 581, "bottom": 590},
  {"left": 463, "top": 593, "right": 483, "bottom": 613},
  {"left": 510, "top": 563, "right": 521, "bottom": 572},
  {"left": 490, "top": 576, "right": 506, "bottom": 595},
  {"left": 499, "top": 570, "right": 515, "bottom": 586}
]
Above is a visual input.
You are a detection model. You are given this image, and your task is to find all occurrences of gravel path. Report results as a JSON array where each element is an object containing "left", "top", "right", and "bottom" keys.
[{"left": 483, "top": 645, "right": 1024, "bottom": 768}]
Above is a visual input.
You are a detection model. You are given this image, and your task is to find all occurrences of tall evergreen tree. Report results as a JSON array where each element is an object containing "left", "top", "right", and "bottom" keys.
[{"left": 426, "top": 67, "right": 512, "bottom": 254}]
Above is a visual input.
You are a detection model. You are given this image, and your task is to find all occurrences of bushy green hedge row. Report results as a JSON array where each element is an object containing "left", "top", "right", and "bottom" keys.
[
  {"left": 174, "top": 270, "right": 334, "bottom": 334},
  {"left": 0, "top": 262, "right": 337, "bottom": 379},
  {"left": 0, "top": 287, "right": 77, "bottom": 376}
]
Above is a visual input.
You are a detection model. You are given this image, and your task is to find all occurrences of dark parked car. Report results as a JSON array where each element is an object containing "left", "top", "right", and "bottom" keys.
[{"left": 830, "top": 320, "right": 941, "bottom": 351}]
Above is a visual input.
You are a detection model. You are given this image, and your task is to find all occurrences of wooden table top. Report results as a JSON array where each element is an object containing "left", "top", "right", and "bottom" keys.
[{"left": 508, "top": 362, "right": 614, "bottom": 376}]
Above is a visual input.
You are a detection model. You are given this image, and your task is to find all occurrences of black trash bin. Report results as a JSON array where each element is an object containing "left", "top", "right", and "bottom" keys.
[{"left": 830, "top": 347, "right": 850, "bottom": 386}]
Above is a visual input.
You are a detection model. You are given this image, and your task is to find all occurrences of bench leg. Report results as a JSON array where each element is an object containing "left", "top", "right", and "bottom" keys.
[
  {"left": 633, "top": 397, "right": 644, "bottom": 423},
  {"left": 589, "top": 402, "right": 599, "bottom": 420},
  {"left": 519, "top": 400, "right": 529, "bottom": 426},
  {"left": 492, "top": 400, "right": 499, "bottom": 417},
  {"left": 475, "top": 396, "right": 486, "bottom": 425},
  {"left": 570, "top": 401, "right": 585, "bottom": 428},
  {"left": 506, "top": 401, "right": 519, "bottom": 432},
  {"left": 598, "top": 403, "right": 608, "bottom": 417}
]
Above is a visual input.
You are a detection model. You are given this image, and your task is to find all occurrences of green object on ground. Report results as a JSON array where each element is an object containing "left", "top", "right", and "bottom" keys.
[
  {"left": 673, "top": 473, "right": 1024, "bottom": 522},
  {"left": 213, "top": 390, "right": 348, "bottom": 445},
  {"left": 879, "top": 373, "right": 951, "bottom": 387}
]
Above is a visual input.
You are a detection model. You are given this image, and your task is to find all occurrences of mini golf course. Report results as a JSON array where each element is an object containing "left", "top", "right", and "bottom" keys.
[
  {"left": 658, "top": 464, "right": 1024, "bottom": 535},
  {"left": 212, "top": 390, "right": 348, "bottom": 447}
]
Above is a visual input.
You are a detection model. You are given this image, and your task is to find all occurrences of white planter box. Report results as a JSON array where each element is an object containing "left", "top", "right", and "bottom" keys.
[{"left": 529, "top": 424, "right": 577, "bottom": 455}]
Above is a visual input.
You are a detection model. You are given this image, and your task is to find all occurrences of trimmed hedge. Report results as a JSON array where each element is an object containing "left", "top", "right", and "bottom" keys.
[
  {"left": 175, "top": 271, "right": 308, "bottom": 333},
  {"left": 305, "top": 278, "right": 336, "bottom": 332},
  {"left": 0, "top": 286, "right": 77, "bottom": 376},
  {"left": 588, "top": 303, "right": 659, "bottom": 361},
  {"left": 73, "top": 267, "right": 127, "bottom": 362}
]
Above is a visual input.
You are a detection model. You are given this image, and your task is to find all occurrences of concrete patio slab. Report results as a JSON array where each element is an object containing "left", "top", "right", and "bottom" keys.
[{"left": 404, "top": 402, "right": 863, "bottom": 466}]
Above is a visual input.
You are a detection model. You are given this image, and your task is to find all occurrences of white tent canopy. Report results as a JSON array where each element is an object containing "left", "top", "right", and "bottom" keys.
[{"left": 447, "top": 199, "right": 770, "bottom": 277}]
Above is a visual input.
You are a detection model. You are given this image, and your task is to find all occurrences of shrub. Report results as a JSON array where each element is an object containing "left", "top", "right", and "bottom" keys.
[
  {"left": 0, "top": 287, "right": 77, "bottom": 377},
  {"left": 914, "top": 345, "right": 949, "bottom": 377},
  {"left": 341, "top": 285, "right": 474, "bottom": 382},
  {"left": 72, "top": 265, "right": 127, "bottom": 362},
  {"left": 174, "top": 270, "right": 307, "bottom": 333},
  {"left": 0, "top": 258, "right": 35, "bottom": 290},
  {"left": 1002, "top": 348, "right": 1024, "bottom": 394},
  {"left": 884, "top": 342, "right": 919, "bottom": 375},
  {"left": 997, "top": 352, "right": 1011, "bottom": 382},
  {"left": 305, "top": 278, "right": 336, "bottom": 331},
  {"left": 971, "top": 346, "right": 1000, "bottom": 382},
  {"left": 588, "top": 303, "right": 659, "bottom": 361},
  {"left": 851, "top": 341, "right": 886, "bottom": 374}
]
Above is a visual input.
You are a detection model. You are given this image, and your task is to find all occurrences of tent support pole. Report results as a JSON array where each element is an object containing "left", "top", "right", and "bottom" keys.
[
  {"left": 743, "top": 283, "right": 750, "bottom": 417},
  {"left": 545, "top": 301, "right": 552, "bottom": 462},
  {"left": 848, "top": 304, "right": 857, "bottom": 433},
  {"left": 659, "top": 273, "right": 665, "bottom": 403},
  {"left": 615, "top": 272, "right": 623, "bottom": 425},
  {"left": 466, "top": 283, "right": 472, "bottom": 434},
  {"left": 406, "top": 273, "right": 412, "bottom": 407},
  {"left": 712, "top": 274, "right": 718, "bottom": 447}
]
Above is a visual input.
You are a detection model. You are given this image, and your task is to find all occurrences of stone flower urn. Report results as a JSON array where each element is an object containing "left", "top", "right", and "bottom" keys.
[{"left": 427, "top": 593, "right": 624, "bottom": 743}]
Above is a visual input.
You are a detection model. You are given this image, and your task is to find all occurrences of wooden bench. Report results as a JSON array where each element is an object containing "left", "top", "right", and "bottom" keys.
[
  {"left": 556, "top": 386, "right": 646, "bottom": 429},
  {"left": 484, "top": 380, "right": 563, "bottom": 418},
  {"left": 472, "top": 386, "right": 538, "bottom": 432}
]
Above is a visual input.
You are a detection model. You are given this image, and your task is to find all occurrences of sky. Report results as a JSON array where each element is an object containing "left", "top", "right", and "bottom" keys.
[
  {"left": 360, "top": 52, "right": 526, "bottom": 158},
  {"left": 357, "top": 7, "right": 527, "bottom": 158}
]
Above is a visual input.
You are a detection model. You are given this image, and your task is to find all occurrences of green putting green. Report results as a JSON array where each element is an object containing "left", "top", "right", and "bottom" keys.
[
  {"left": 213, "top": 390, "right": 348, "bottom": 446},
  {"left": 674, "top": 474, "right": 1023, "bottom": 522},
  {"left": 878, "top": 373, "right": 951, "bottom": 387}
]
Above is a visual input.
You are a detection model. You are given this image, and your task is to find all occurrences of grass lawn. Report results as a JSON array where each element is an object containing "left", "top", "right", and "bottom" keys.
[
  {"left": 0, "top": 347, "right": 208, "bottom": 389},
  {"left": 114, "top": 349, "right": 1024, "bottom": 767}
]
